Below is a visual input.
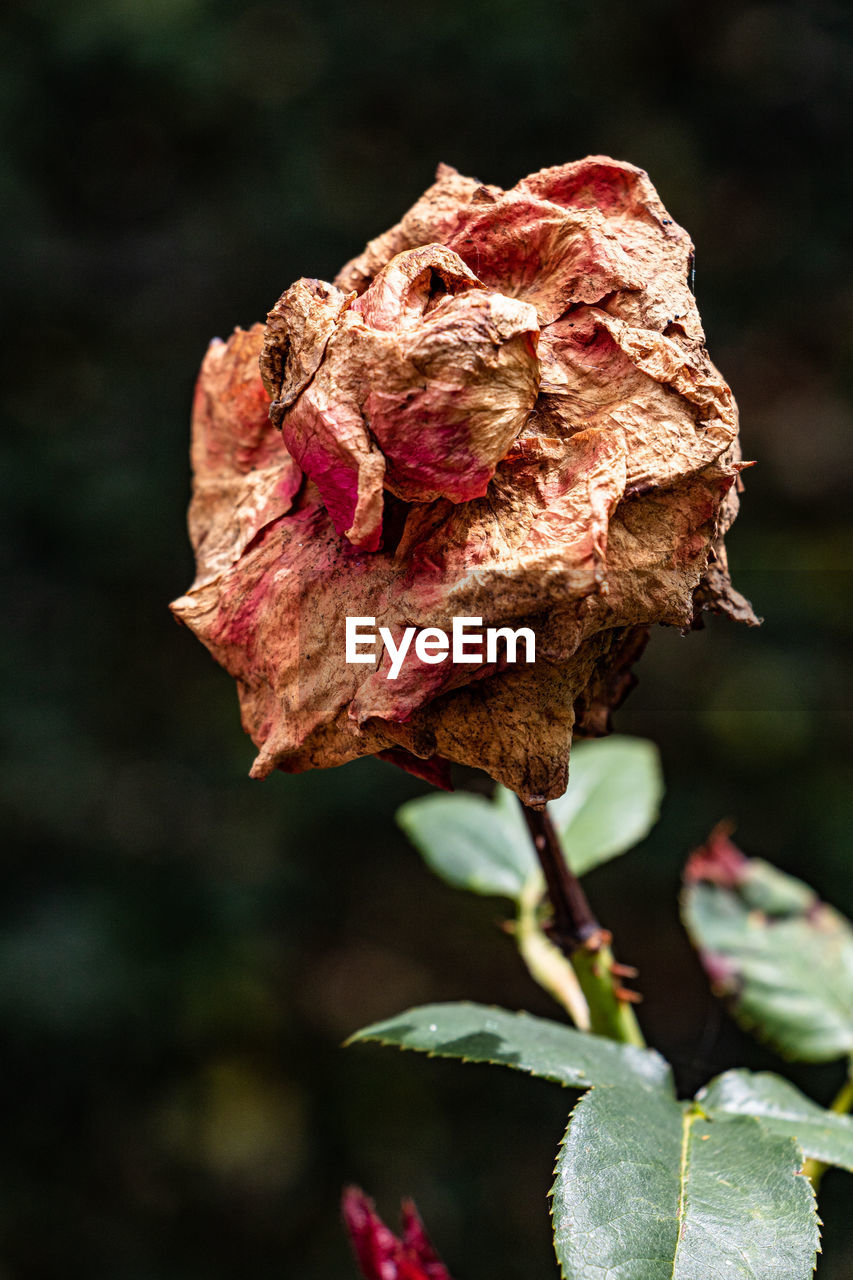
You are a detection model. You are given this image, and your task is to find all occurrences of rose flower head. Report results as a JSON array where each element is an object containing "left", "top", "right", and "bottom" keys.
[{"left": 171, "top": 158, "right": 757, "bottom": 805}]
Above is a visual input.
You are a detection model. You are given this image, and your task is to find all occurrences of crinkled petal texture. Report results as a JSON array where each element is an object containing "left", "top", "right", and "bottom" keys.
[
  {"left": 260, "top": 244, "right": 540, "bottom": 549},
  {"left": 172, "top": 157, "right": 757, "bottom": 806}
]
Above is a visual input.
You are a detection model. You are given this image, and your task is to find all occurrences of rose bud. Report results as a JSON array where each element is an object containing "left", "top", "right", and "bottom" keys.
[
  {"left": 341, "top": 1186, "right": 454, "bottom": 1280},
  {"left": 171, "top": 157, "right": 757, "bottom": 806}
]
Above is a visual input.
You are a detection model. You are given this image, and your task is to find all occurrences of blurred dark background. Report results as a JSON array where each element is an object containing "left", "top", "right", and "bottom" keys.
[{"left": 2, "top": 0, "right": 852, "bottom": 1276}]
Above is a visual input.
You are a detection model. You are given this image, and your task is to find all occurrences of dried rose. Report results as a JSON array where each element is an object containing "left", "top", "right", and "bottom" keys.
[
  {"left": 171, "top": 157, "right": 757, "bottom": 805},
  {"left": 341, "top": 1186, "right": 454, "bottom": 1280}
]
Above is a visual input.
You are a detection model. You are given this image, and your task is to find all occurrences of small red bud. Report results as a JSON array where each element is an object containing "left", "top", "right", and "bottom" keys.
[{"left": 342, "top": 1186, "right": 454, "bottom": 1280}]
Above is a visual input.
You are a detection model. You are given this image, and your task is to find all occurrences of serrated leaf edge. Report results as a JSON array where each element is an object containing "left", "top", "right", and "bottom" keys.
[
  {"left": 346, "top": 1003, "right": 672, "bottom": 1094},
  {"left": 346, "top": 1019, "right": 601, "bottom": 1090}
]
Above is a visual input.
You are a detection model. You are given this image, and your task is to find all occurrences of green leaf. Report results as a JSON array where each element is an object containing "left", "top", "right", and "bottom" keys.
[
  {"left": 700, "top": 1069, "right": 853, "bottom": 1172},
  {"left": 682, "top": 838, "right": 853, "bottom": 1061},
  {"left": 348, "top": 1001, "right": 671, "bottom": 1092},
  {"left": 396, "top": 791, "right": 536, "bottom": 900},
  {"left": 549, "top": 736, "right": 663, "bottom": 876},
  {"left": 552, "top": 1087, "right": 819, "bottom": 1280},
  {"left": 396, "top": 737, "right": 663, "bottom": 898}
]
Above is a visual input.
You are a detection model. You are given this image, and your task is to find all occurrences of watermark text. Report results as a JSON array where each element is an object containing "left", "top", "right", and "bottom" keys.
[{"left": 346, "top": 616, "right": 535, "bottom": 680}]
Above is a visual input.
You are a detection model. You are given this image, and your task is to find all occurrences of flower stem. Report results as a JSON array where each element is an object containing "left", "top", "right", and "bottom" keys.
[
  {"left": 521, "top": 805, "right": 645, "bottom": 1047},
  {"left": 803, "top": 1059, "right": 853, "bottom": 1191},
  {"left": 569, "top": 941, "right": 646, "bottom": 1048}
]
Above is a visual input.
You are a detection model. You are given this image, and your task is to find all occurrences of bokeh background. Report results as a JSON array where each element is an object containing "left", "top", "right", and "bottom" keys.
[{"left": 3, "top": 0, "right": 853, "bottom": 1276}]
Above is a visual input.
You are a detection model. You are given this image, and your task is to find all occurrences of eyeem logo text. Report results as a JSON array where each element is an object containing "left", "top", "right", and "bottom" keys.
[{"left": 346, "top": 616, "right": 535, "bottom": 680}]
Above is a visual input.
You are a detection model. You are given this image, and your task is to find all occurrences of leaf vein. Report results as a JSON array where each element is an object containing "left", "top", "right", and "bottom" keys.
[{"left": 670, "top": 1107, "right": 697, "bottom": 1279}]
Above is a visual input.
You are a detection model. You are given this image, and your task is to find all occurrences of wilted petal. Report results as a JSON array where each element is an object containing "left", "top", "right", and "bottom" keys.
[
  {"left": 376, "top": 747, "right": 454, "bottom": 791},
  {"left": 259, "top": 278, "right": 385, "bottom": 551},
  {"left": 179, "top": 324, "right": 302, "bottom": 584},
  {"left": 261, "top": 276, "right": 354, "bottom": 413},
  {"left": 352, "top": 245, "right": 540, "bottom": 507},
  {"left": 519, "top": 155, "right": 702, "bottom": 338},
  {"left": 350, "top": 241, "right": 482, "bottom": 328},
  {"left": 362, "top": 293, "right": 540, "bottom": 505},
  {"left": 538, "top": 308, "right": 737, "bottom": 492},
  {"left": 446, "top": 193, "right": 643, "bottom": 324}
]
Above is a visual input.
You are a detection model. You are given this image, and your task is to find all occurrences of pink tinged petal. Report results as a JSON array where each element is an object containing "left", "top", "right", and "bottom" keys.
[
  {"left": 593, "top": 312, "right": 736, "bottom": 428},
  {"left": 388, "top": 425, "right": 628, "bottom": 621},
  {"left": 261, "top": 279, "right": 386, "bottom": 551},
  {"left": 351, "top": 242, "right": 483, "bottom": 330},
  {"left": 192, "top": 324, "right": 283, "bottom": 479},
  {"left": 503, "top": 426, "right": 628, "bottom": 570},
  {"left": 281, "top": 387, "right": 386, "bottom": 551},
  {"left": 365, "top": 380, "right": 498, "bottom": 504},
  {"left": 519, "top": 155, "right": 664, "bottom": 221},
  {"left": 263, "top": 245, "right": 539, "bottom": 544},
  {"left": 364, "top": 288, "right": 540, "bottom": 505},
  {"left": 537, "top": 308, "right": 737, "bottom": 494},
  {"left": 181, "top": 325, "right": 303, "bottom": 583},
  {"left": 446, "top": 192, "right": 643, "bottom": 325},
  {"left": 350, "top": 635, "right": 502, "bottom": 728},
  {"left": 519, "top": 156, "right": 702, "bottom": 340},
  {"left": 352, "top": 245, "right": 538, "bottom": 505},
  {"left": 354, "top": 246, "right": 539, "bottom": 505}
]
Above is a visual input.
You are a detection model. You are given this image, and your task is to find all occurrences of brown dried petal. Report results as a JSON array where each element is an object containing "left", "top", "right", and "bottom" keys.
[
  {"left": 182, "top": 324, "right": 303, "bottom": 583},
  {"left": 261, "top": 276, "right": 354, "bottom": 413}
]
